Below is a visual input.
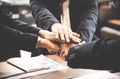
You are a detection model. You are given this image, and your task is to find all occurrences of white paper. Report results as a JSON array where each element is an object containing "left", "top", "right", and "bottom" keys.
[
  {"left": 73, "top": 72, "right": 120, "bottom": 79},
  {"left": 7, "top": 54, "right": 67, "bottom": 79}
]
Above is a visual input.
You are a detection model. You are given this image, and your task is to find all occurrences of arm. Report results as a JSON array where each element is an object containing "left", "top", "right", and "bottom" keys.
[
  {"left": 0, "top": 11, "right": 60, "bottom": 52},
  {"left": 0, "top": 10, "right": 41, "bottom": 35},
  {"left": 0, "top": 24, "right": 38, "bottom": 52},
  {"left": 30, "top": 0, "right": 59, "bottom": 30},
  {"left": 66, "top": 38, "right": 120, "bottom": 70},
  {"left": 77, "top": 0, "right": 98, "bottom": 42},
  {"left": 30, "top": 0, "right": 81, "bottom": 43},
  {"left": 0, "top": 24, "right": 60, "bottom": 53}
]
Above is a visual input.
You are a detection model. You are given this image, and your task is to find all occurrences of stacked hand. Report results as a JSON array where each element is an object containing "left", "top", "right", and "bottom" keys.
[
  {"left": 51, "top": 23, "right": 80, "bottom": 43},
  {"left": 37, "top": 23, "right": 85, "bottom": 60}
]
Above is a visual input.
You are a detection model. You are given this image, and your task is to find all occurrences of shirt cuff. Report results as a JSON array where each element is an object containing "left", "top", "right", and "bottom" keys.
[{"left": 36, "top": 37, "right": 42, "bottom": 48}]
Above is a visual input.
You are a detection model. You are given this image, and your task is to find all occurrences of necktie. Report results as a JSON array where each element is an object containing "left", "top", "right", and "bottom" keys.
[{"left": 61, "top": 0, "right": 71, "bottom": 29}]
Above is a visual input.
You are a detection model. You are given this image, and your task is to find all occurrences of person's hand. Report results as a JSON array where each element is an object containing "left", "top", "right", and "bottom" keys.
[
  {"left": 38, "top": 38, "right": 61, "bottom": 53},
  {"left": 59, "top": 41, "right": 86, "bottom": 61},
  {"left": 39, "top": 30, "right": 61, "bottom": 42},
  {"left": 59, "top": 43, "right": 77, "bottom": 61},
  {"left": 39, "top": 28, "right": 81, "bottom": 44},
  {"left": 51, "top": 23, "right": 80, "bottom": 43},
  {"left": 70, "top": 33, "right": 81, "bottom": 44}
]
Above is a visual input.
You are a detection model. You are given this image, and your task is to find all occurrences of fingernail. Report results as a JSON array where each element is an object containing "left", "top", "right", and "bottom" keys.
[{"left": 70, "top": 34, "right": 72, "bottom": 38}]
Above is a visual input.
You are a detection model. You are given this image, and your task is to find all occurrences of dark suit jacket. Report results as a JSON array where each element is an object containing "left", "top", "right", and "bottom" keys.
[
  {"left": 66, "top": 38, "right": 120, "bottom": 70},
  {"left": 0, "top": 10, "right": 41, "bottom": 61},
  {"left": 30, "top": 0, "right": 98, "bottom": 42}
]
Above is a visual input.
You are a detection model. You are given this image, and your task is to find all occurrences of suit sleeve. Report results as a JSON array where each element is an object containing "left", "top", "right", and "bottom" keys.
[
  {"left": 0, "top": 24, "right": 38, "bottom": 52},
  {"left": 66, "top": 38, "right": 120, "bottom": 70},
  {"left": 30, "top": 0, "right": 59, "bottom": 30},
  {"left": 11, "top": 20, "right": 41, "bottom": 35},
  {"left": 0, "top": 11, "right": 41, "bottom": 35},
  {"left": 77, "top": 0, "right": 98, "bottom": 42}
]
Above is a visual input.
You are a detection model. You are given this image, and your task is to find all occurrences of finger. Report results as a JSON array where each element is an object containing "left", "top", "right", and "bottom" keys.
[
  {"left": 72, "top": 32, "right": 80, "bottom": 38},
  {"left": 60, "top": 48, "right": 67, "bottom": 61},
  {"left": 60, "top": 43, "right": 68, "bottom": 60},
  {"left": 52, "top": 28, "right": 59, "bottom": 39},
  {"left": 54, "top": 32, "right": 59, "bottom": 39},
  {"left": 51, "top": 33, "right": 61, "bottom": 42},
  {"left": 71, "top": 36, "right": 81, "bottom": 44},
  {"left": 60, "top": 49, "right": 67, "bottom": 61},
  {"left": 64, "top": 30, "right": 70, "bottom": 43},
  {"left": 58, "top": 29, "right": 65, "bottom": 41},
  {"left": 79, "top": 41, "right": 86, "bottom": 45},
  {"left": 57, "top": 43, "right": 64, "bottom": 56}
]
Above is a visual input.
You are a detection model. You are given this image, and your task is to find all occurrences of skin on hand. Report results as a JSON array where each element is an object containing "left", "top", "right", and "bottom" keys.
[
  {"left": 39, "top": 29, "right": 81, "bottom": 44},
  {"left": 70, "top": 34, "right": 81, "bottom": 44},
  {"left": 59, "top": 41, "right": 86, "bottom": 61},
  {"left": 39, "top": 30, "right": 61, "bottom": 42},
  {"left": 51, "top": 23, "right": 71, "bottom": 42},
  {"left": 51, "top": 23, "right": 80, "bottom": 43},
  {"left": 59, "top": 43, "right": 77, "bottom": 61},
  {"left": 38, "top": 38, "right": 61, "bottom": 53}
]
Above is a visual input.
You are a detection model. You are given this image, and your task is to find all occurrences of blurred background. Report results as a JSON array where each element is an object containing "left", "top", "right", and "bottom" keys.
[
  {"left": 0, "top": 0, "right": 34, "bottom": 25},
  {"left": 0, "top": 0, "right": 120, "bottom": 39},
  {"left": 97, "top": 0, "right": 120, "bottom": 38}
]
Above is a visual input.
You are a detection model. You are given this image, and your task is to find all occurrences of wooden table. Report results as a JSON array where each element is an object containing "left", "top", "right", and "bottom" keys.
[
  {"left": 0, "top": 62, "right": 24, "bottom": 78},
  {"left": 21, "top": 54, "right": 119, "bottom": 79},
  {"left": 2, "top": 54, "right": 120, "bottom": 79}
]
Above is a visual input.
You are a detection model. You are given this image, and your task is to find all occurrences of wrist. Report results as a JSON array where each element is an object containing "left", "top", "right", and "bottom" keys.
[
  {"left": 37, "top": 38, "right": 46, "bottom": 48},
  {"left": 38, "top": 39, "right": 50, "bottom": 49},
  {"left": 36, "top": 37, "right": 43, "bottom": 48}
]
